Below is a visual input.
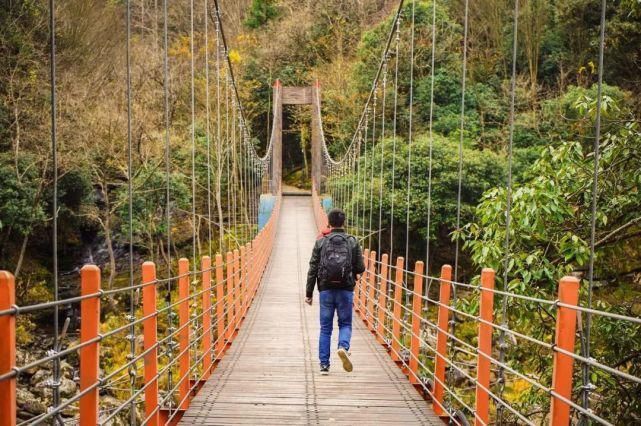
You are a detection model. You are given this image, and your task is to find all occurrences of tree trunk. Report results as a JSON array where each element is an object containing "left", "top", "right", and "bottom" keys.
[
  {"left": 13, "top": 232, "right": 29, "bottom": 279},
  {"left": 104, "top": 214, "right": 116, "bottom": 290}
]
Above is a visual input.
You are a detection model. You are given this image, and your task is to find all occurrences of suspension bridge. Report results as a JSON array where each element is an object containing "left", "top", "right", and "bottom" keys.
[{"left": 1, "top": 0, "right": 640, "bottom": 425}]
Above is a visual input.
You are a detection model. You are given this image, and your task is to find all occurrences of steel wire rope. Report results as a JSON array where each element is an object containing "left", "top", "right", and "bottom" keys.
[
  {"left": 581, "top": 0, "right": 607, "bottom": 420},
  {"left": 47, "top": 0, "right": 63, "bottom": 421},
  {"left": 388, "top": 15, "right": 401, "bottom": 261},
  {"left": 190, "top": 0, "right": 197, "bottom": 270},
  {"left": 160, "top": 0, "right": 175, "bottom": 411},
  {"left": 424, "top": 0, "right": 437, "bottom": 276},
  {"left": 446, "top": 0, "right": 470, "bottom": 415},
  {"left": 376, "top": 59, "right": 389, "bottom": 257},
  {"left": 189, "top": 0, "right": 200, "bottom": 387},
  {"left": 225, "top": 69, "right": 232, "bottom": 248},
  {"left": 354, "top": 116, "right": 366, "bottom": 237},
  {"left": 320, "top": 0, "right": 406, "bottom": 167},
  {"left": 231, "top": 92, "right": 238, "bottom": 246},
  {"left": 211, "top": 0, "right": 273, "bottom": 166},
  {"left": 215, "top": 16, "right": 224, "bottom": 252},
  {"left": 21, "top": 270, "right": 239, "bottom": 425},
  {"left": 204, "top": 0, "right": 213, "bottom": 259},
  {"left": 125, "top": 0, "right": 137, "bottom": 422},
  {"left": 496, "top": 1, "right": 520, "bottom": 423},
  {"left": 358, "top": 110, "right": 370, "bottom": 238},
  {"left": 403, "top": 0, "right": 416, "bottom": 266},
  {"left": 360, "top": 277, "right": 545, "bottom": 425},
  {"left": 368, "top": 88, "right": 378, "bottom": 250}
]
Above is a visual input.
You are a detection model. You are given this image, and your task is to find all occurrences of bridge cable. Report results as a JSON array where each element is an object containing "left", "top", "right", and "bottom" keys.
[
  {"left": 447, "top": 0, "right": 470, "bottom": 415},
  {"left": 389, "top": 14, "right": 402, "bottom": 262},
  {"left": 376, "top": 59, "right": 389, "bottom": 257},
  {"left": 358, "top": 109, "right": 370, "bottom": 240},
  {"left": 161, "top": 0, "right": 175, "bottom": 411},
  {"left": 581, "top": 0, "right": 607, "bottom": 421},
  {"left": 48, "top": 0, "right": 63, "bottom": 421},
  {"left": 190, "top": 0, "right": 197, "bottom": 270},
  {"left": 125, "top": 0, "right": 138, "bottom": 423},
  {"left": 225, "top": 70, "right": 232, "bottom": 248},
  {"left": 368, "top": 88, "right": 378, "bottom": 250},
  {"left": 403, "top": 0, "right": 416, "bottom": 267},
  {"left": 215, "top": 17, "right": 224, "bottom": 252},
  {"left": 231, "top": 95, "right": 238, "bottom": 244},
  {"left": 205, "top": 0, "right": 213, "bottom": 259},
  {"left": 424, "top": 0, "right": 437, "bottom": 276},
  {"left": 496, "top": 1, "right": 520, "bottom": 423}
]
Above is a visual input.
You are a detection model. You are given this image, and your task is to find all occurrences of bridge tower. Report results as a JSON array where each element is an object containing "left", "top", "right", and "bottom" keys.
[{"left": 270, "top": 80, "right": 323, "bottom": 194}]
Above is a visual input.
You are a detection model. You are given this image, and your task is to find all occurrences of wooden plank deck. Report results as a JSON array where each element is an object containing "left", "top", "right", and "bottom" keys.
[{"left": 180, "top": 196, "right": 441, "bottom": 425}]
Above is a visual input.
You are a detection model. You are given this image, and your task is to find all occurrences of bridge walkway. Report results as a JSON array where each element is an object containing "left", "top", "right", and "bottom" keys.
[{"left": 180, "top": 196, "right": 440, "bottom": 424}]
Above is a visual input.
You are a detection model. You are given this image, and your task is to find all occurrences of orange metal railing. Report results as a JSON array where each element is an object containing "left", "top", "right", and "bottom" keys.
[
  {"left": 308, "top": 189, "right": 616, "bottom": 426},
  {"left": 0, "top": 197, "right": 281, "bottom": 426}
]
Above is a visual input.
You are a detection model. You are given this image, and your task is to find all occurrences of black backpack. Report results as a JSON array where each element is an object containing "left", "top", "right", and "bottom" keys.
[{"left": 319, "top": 233, "right": 353, "bottom": 285}]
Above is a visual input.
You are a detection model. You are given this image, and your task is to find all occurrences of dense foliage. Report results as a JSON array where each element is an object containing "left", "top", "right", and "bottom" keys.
[{"left": 1, "top": 0, "right": 640, "bottom": 423}]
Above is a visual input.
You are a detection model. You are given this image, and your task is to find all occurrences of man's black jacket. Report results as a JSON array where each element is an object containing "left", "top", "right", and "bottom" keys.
[{"left": 306, "top": 228, "right": 366, "bottom": 298}]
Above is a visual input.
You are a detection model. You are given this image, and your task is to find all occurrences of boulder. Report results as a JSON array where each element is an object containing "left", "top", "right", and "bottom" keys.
[
  {"left": 60, "top": 361, "right": 74, "bottom": 379},
  {"left": 59, "top": 378, "right": 78, "bottom": 398},
  {"left": 16, "top": 388, "right": 46, "bottom": 415},
  {"left": 30, "top": 369, "right": 50, "bottom": 387}
]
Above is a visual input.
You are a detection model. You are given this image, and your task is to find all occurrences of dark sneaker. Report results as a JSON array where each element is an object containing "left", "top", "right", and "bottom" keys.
[
  {"left": 337, "top": 347, "right": 353, "bottom": 372},
  {"left": 320, "top": 364, "right": 330, "bottom": 375}
]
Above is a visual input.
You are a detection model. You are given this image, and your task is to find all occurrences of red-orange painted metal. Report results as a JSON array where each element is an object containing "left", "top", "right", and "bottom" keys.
[
  {"left": 409, "top": 261, "right": 424, "bottom": 385},
  {"left": 475, "top": 268, "right": 495, "bottom": 426},
  {"left": 0, "top": 272, "right": 16, "bottom": 426},
  {"left": 79, "top": 265, "right": 101, "bottom": 425},
  {"left": 215, "top": 254, "right": 225, "bottom": 356},
  {"left": 142, "top": 261, "right": 159, "bottom": 426},
  {"left": 201, "top": 256, "right": 212, "bottom": 379},
  {"left": 177, "top": 258, "right": 190, "bottom": 410},
  {"left": 391, "top": 257, "right": 404, "bottom": 363},
  {"left": 367, "top": 251, "right": 377, "bottom": 331},
  {"left": 550, "top": 276, "right": 580, "bottom": 426},
  {"left": 377, "top": 254, "right": 389, "bottom": 345},
  {"left": 226, "top": 251, "right": 234, "bottom": 343},
  {"left": 433, "top": 264, "right": 452, "bottom": 416}
]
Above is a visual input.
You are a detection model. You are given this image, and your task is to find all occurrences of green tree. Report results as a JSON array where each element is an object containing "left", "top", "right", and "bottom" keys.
[{"left": 244, "top": 0, "right": 279, "bottom": 29}]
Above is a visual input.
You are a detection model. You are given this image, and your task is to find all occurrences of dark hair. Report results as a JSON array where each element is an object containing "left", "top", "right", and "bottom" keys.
[{"left": 327, "top": 208, "right": 346, "bottom": 228}]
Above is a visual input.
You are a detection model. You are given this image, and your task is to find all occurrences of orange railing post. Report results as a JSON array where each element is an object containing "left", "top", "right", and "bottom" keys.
[
  {"left": 367, "top": 251, "right": 377, "bottom": 330},
  {"left": 225, "top": 251, "right": 234, "bottom": 343},
  {"left": 201, "top": 256, "right": 212, "bottom": 378},
  {"left": 248, "top": 242, "right": 255, "bottom": 302},
  {"left": 215, "top": 254, "right": 225, "bottom": 356},
  {"left": 377, "top": 254, "right": 389, "bottom": 345},
  {"left": 409, "top": 261, "right": 425, "bottom": 385},
  {"left": 240, "top": 244, "right": 248, "bottom": 318},
  {"left": 142, "top": 262, "right": 159, "bottom": 426},
  {"left": 233, "top": 249, "right": 241, "bottom": 331},
  {"left": 79, "top": 265, "right": 100, "bottom": 425},
  {"left": 550, "top": 276, "right": 580, "bottom": 426},
  {"left": 433, "top": 264, "right": 452, "bottom": 416},
  {"left": 177, "top": 258, "right": 190, "bottom": 410},
  {"left": 391, "top": 257, "right": 404, "bottom": 363},
  {"left": 475, "top": 268, "right": 495, "bottom": 426},
  {"left": 358, "top": 249, "right": 370, "bottom": 316},
  {"left": 0, "top": 272, "right": 16, "bottom": 426}
]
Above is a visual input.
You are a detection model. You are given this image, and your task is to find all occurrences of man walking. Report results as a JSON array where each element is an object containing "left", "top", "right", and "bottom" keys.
[{"left": 305, "top": 208, "right": 365, "bottom": 375}]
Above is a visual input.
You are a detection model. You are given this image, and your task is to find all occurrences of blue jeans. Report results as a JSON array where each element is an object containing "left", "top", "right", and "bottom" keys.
[{"left": 319, "top": 289, "right": 353, "bottom": 366}]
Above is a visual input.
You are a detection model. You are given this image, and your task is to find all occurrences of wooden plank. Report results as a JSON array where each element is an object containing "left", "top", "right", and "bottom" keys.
[{"left": 180, "top": 196, "right": 441, "bottom": 425}]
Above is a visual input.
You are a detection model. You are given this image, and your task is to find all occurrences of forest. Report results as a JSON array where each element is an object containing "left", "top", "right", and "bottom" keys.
[{"left": 1, "top": 0, "right": 640, "bottom": 423}]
